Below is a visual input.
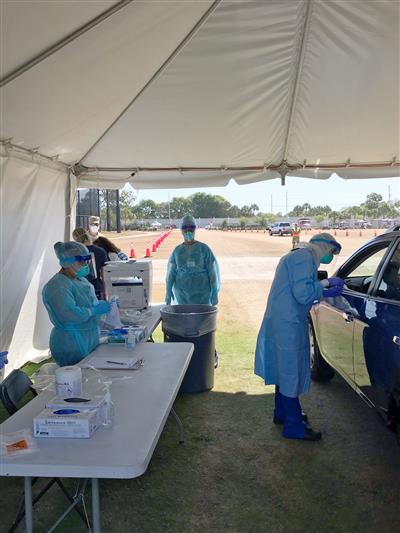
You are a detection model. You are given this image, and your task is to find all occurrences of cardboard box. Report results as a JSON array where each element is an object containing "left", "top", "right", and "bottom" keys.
[{"left": 33, "top": 407, "right": 101, "bottom": 438}]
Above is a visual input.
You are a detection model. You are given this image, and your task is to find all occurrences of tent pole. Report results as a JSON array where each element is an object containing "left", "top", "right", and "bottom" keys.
[
  {"left": 78, "top": 0, "right": 222, "bottom": 165},
  {"left": 0, "top": 0, "right": 134, "bottom": 87}
]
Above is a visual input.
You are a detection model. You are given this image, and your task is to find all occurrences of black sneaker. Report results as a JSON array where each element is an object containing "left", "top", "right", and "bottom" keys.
[{"left": 302, "top": 428, "right": 322, "bottom": 441}]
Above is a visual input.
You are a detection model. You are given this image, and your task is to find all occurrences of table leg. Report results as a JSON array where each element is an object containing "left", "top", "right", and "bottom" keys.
[
  {"left": 24, "top": 476, "right": 33, "bottom": 533},
  {"left": 170, "top": 407, "right": 185, "bottom": 444},
  {"left": 91, "top": 478, "right": 101, "bottom": 533}
]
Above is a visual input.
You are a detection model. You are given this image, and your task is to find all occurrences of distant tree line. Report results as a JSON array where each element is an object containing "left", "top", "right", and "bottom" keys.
[
  {"left": 288, "top": 193, "right": 400, "bottom": 223},
  {"left": 92, "top": 190, "right": 399, "bottom": 229}
]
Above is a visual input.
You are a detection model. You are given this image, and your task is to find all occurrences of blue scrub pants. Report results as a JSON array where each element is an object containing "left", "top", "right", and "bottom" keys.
[{"left": 274, "top": 386, "right": 306, "bottom": 438}]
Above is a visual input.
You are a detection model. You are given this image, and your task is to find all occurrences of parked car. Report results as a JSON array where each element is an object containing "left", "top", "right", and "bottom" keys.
[
  {"left": 269, "top": 222, "right": 292, "bottom": 236},
  {"left": 309, "top": 228, "right": 400, "bottom": 439}
]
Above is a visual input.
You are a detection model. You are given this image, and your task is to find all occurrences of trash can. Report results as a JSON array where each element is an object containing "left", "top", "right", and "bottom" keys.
[{"left": 161, "top": 305, "right": 217, "bottom": 393}]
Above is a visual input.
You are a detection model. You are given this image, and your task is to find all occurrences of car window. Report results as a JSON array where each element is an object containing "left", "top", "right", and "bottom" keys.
[
  {"left": 341, "top": 241, "right": 391, "bottom": 294},
  {"left": 375, "top": 243, "right": 400, "bottom": 302}
]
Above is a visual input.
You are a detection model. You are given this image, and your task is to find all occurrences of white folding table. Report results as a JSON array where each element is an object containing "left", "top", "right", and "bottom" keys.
[{"left": 0, "top": 341, "right": 194, "bottom": 533}]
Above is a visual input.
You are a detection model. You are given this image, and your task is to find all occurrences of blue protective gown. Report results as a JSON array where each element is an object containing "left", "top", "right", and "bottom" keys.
[
  {"left": 166, "top": 241, "right": 220, "bottom": 305},
  {"left": 42, "top": 273, "right": 100, "bottom": 366},
  {"left": 254, "top": 248, "right": 323, "bottom": 398}
]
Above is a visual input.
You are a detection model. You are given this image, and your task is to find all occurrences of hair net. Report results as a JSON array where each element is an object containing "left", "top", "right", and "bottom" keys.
[
  {"left": 310, "top": 233, "right": 342, "bottom": 255},
  {"left": 54, "top": 241, "right": 90, "bottom": 266},
  {"left": 89, "top": 216, "right": 100, "bottom": 225},
  {"left": 180, "top": 214, "right": 197, "bottom": 229},
  {"left": 72, "top": 227, "right": 88, "bottom": 244}
]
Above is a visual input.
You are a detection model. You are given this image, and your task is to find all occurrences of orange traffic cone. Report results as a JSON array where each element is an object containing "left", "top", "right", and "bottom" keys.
[
  {"left": 334, "top": 230, "right": 337, "bottom": 236},
  {"left": 129, "top": 243, "right": 135, "bottom": 258},
  {"left": 145, "top": 244, "right": 151, "bottom": 258},
  {"left": 152, "top": 242, "right": 157, "bottom": 253},
  {"left": 346, "top": 230, "right": 349, "bottom": 236},
  {"left": 374, "top": 230, "right": 377, "bottom": 237},
  {"left": 359, "top": 230, "right": 362, "bottom": 237}
]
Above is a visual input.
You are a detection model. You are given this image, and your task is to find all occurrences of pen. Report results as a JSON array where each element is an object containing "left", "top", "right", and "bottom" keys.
[{"left": 106, "top": 360, "right": 127, "bottom": 366}]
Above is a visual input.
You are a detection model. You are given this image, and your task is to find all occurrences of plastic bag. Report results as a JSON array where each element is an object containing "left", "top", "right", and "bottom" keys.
[
  {"left": 31, "top": 362, "right": 58, "bottom": 392},
  {"left": 103, "top": 299, "right": 123, "bottom": 330},
  {"left": 0, "top": 429, "right": 39, "bottom": 457}
]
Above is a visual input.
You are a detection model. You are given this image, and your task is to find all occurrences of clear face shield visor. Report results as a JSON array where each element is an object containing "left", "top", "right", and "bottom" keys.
[{"left": 62, "top": 254, "right": 96, "bottom": 278}]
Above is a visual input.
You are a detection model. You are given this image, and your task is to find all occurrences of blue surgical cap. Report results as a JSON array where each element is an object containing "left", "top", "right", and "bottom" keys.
[
  {"left": 310, "top": 233, "right": 342, "bottom": 255},
  {"left": 54, "top": 241, "right": 90, "bottom": 266},
  {"left": 181, "top": 214, "right": 197, "bottom": 229}
]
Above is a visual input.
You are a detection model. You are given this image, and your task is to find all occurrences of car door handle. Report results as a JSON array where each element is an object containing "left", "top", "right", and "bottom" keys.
[
  {"left": 393, "top": 336, "right": 400, "bottom": 346},
  {"left": 343, "top": 312, "right": 354, "bottom": 323}
]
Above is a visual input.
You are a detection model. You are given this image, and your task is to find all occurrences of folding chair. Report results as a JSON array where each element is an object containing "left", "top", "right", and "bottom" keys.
[{"left": 0, "top": 370, "right": 90, "bottom": 532}]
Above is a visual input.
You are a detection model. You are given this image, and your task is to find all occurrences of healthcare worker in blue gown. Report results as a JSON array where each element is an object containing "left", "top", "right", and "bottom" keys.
[
  {"left": 165, "top": 215, "right": 220, "bottom": 306},
  {"left": 254, "top": 233, "right": 344, "bottom": 441},
  {"left": 165, "top": 214, "right": 221, "bottom": 366},
  {"left": 42, "top": 241, "right": 111, "bottom": 366}
]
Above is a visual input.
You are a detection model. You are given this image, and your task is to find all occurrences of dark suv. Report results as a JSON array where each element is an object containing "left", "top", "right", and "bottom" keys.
[{"left": 309, "top": 229, "right": 400, "bottom": 439}]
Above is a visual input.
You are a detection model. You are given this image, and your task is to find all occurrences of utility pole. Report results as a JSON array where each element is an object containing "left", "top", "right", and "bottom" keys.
[
  {"left": 285, "top": 190, "right": 288, "bottom": 215},
  {"left": 270, "top": 194, "right": 273, "bottom": 214}
]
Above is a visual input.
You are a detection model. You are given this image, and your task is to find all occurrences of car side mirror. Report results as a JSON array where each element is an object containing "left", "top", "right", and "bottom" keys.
[{"left": 317, "top": 270, "right": 328, "bottom": 281}]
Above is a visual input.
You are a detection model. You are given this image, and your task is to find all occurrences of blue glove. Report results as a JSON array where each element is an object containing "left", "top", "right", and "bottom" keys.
[
  {"left": 92, "top": 300, "right": 111, "bottom": 316},
  {"left": 165, "top": 294, "right": 172, "bottom": 305},
  {"left": 327, "top": 277, "right": 345, "bottom": 289},
  {"left": 323, "top": 277, "right": 345, "bottom": 298}
]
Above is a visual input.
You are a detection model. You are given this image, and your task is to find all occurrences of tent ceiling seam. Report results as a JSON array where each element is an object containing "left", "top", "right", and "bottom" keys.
[
  {"left": 78, "top": 0, "right": 222, "bottom": 166},
  {"left": 0, "top": 0, "right": 134, "bottom": 87},
  {"left": 281, "top": 0, "right": 314, "bottom": 166}
]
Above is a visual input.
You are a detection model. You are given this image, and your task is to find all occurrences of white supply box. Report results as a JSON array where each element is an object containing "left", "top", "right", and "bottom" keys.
[
  {"left": 46, "top": 395, "right": 106, "bottom": 424},
  {"left": 102, "top": 260, "right": 152, "bottom": 310},
  {"left": 33, "top": 406, "right": 101, "bottom": 439}
]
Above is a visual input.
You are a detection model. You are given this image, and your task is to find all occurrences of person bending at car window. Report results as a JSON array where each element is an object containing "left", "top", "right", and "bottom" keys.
[{"left": 254, "top": 233, "right": 343, "bottom": 441}]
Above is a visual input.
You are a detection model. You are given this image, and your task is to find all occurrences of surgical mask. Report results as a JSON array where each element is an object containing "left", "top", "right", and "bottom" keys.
[
  {"left": 320, "top": 254, "right": 334, "bottom": 264},
  {"left": 76, "top": 265, "right": 90, "bottom": 278},
  {"left": 89, "top": 225, "right": 99, "bottom": 235},
  {"left": 183, "top": 231, "right": 195, "bottom": 242}
]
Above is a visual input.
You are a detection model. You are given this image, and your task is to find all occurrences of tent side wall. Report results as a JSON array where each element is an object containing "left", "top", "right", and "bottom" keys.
[{"left": 0, "top": 152, "right": 70, "bottom": 373}]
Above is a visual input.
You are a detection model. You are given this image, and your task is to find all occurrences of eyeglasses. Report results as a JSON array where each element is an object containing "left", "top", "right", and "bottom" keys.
[{"left": 182, "top": 226, "right": 196, "bottom": 231}]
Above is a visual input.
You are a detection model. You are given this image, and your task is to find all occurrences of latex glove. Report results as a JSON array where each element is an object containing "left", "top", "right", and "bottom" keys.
[
  {"left": 323, "top": 285, "right": 343, "bottom": 298},
  {"left": 92, "top": 300, "right": 111, "bottom": 316},
  {"left": 327, "top": 277, "right": 345, "bottom": 290}
]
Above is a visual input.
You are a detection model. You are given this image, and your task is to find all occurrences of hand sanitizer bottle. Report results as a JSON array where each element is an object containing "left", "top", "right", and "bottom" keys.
[{"left": 125, "top": 327, "right": 136, "bottom": 350}]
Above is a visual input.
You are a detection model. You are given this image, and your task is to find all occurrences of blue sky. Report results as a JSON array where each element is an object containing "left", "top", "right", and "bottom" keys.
[{"left": 132, "top": 174, "right": 400, "bottom": 214}]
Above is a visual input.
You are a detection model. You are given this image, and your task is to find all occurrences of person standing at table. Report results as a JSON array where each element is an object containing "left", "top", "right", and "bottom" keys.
[
  {"left": 42, "top": 241, "right": 111, "bottom": 366},
  {"left": 72, "top": 227, "right": 107, "bottom": 299},
  {"left": 87, "top": 216, "right": 128, "bottom": 261}
]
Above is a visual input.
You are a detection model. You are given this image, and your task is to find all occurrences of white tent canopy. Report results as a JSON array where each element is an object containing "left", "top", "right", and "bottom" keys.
[
  {"left": 0, "top": 0, "right": 399, "bottom": 370},
  {"left": 1, "top": 0, "right": 399, "bottom": 188}
]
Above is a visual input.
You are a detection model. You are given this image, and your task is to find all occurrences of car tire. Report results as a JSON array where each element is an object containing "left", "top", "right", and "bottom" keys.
[{"left": 309, "top": 320, "right": 335, "bottom": 382}]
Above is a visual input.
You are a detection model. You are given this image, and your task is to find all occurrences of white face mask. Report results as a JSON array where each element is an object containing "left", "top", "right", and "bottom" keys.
[{"left": 89, "top": 225, "right": 99, "bottom": 236}]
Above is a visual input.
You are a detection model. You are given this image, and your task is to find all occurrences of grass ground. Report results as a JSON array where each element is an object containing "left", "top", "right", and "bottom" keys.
[{"left": 1, "top": 229, "right": 399, "bottom": 532}]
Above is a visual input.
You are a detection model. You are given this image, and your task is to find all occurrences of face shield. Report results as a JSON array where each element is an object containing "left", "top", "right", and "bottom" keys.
[{"left": 62, "top": 254, "right": 94, "bottom": 278}]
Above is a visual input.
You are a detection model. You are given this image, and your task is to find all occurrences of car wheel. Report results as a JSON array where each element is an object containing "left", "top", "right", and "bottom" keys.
[{"left": 309, "top": 320, "right": 335, "bottom": 382}]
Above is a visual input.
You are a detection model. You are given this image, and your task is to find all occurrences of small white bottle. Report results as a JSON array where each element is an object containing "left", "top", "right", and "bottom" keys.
[
  {"left": 102, "top": 383, "right": 114, "bottom": 428},
  {"left": 125, "top": 327, "right": 136, "bottom": 350}
]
